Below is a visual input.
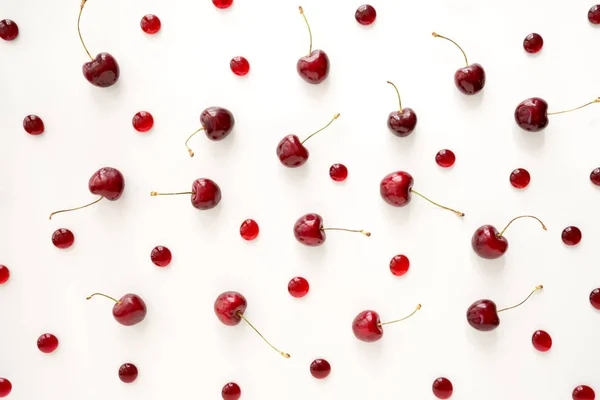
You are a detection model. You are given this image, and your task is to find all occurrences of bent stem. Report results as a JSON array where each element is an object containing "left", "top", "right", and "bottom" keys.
[
  {"left": 301, "top": 113, "right": 340, "bottom": 144},
  {"left": 379, "top": 304, "right": 422, "bottom": 326},
  {"left": 410, "top": 189, "right": 465, "bottom": 217},
  {"left": 86, "top": 292, "right": 122, "bottom": 304},
  {"left": 77, "top": 0, "right": 93, "bottom": 60},
  {"left": 150, "top": 191, "right": 194, "bottom": 196},
  {"left": 432, "top": 32, "right": 468, "bottom": 67},
  {"left": 321, "top": 228, "right": 371, "bottom": 237},
  {"left": 498, "top": 285, "right": 543, "bottom": 313},
  {"left": 298, "top": 6, "right": 313, "bottom": 55},
  {"left": 387, "top": 81, "right": 403, "bottom": 112},
  {"left": 237, "top": 312, "right": 290, "bottom": 359},
  {"left": 184, "top": 127, "right": 205, "bottom": 157},
  {"left": 49, "top": 196, "right": 104, "bottom": 220},
  {"left": 548, "top": 97, "right": 600, "bottom": 116},
  {"left": 498, "top": 215, "right": 547, "bottom": 237}
]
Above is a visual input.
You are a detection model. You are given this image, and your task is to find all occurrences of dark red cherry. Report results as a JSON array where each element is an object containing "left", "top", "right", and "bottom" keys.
[
  {"left": 589, "top": 5, "right": 600, "bottom": 24},
  {"left": 150, "top": 246, "right": 171, "bottom": 267},
  {"left": 510, "top": 168, "right": 531, "bottom": 188},
  {"left": 132, "top": 111, "right": 154, "bottom": 132},
  {"left": 37, "top": 333, "right": 59, "bottom": 353},
  {"left": 288, "top": 277, "right": 310, "bottom": 298},
  {"left": 293, "top": 213, "right": 369, "bottom": 246},
  {"left": 23, "top": 115, "right": 45, "bottom": 135},
  {"left": 523, "top": 33, "right": 543, "bottom": 53},
  {"left": 386, "top": 81, "right": 417, "bottom": 137},
  {"left": 0, "top": 378, "right": 12, "bottom": 397},
  {"left": 230, "top": 56, "right": 250, "bottom": 76},
  {"left": 87, "top": 292, "right": 147, "bottom": 326},
  {"left": 221, "top": 382, "right": 241, "bottom": 400},
  {"left": 0, "top": 19, "right": 18, "bottom": 41},
  {"left": 355, "top": 4, "right": 376, "bottom": 25},
  {"left": 213, "top": 0, "right": 233, "bottom": 9},
  {"left": 432, "top": 377, "right": 453, "bottom": 399},
  {"left": 309, "top": 359, "right": 331, "bottom": 379},
  {"left": 532, "top": 330, "right": 552, "bottom": 352},
  {"left": 353, "top": 305, "right": 420, "bottom": 342},
  {"left": 240, "top": 219, "right": 259, "bottom": 241},
  {"left": 590, "top": 168, "right": 600, "bottom": 186},
  {"left": 472, "top": 216, "right": 546, "bottom": 259},
  {"left": 140, "top": 14, "right": 161, "bottom": 34},
  {"left": 589, "top": 288, "right": 600, "bottom": 310},
  {"left": 0, "top": 265, "right": 9, "bottom": 284},
  {"left": 52, "top": 228, "right": 75, "bottom": 249},
  {"left": 435, "top": 149, "right": 455, "bottom": 168},
  {"left": 150, "top": 178, "right": 222, "bottom": 210},
  {"left": 118, "top": 363, "right": 138, "bottom": 383},
  {"left": 201, "top": 107, "right": 235, "bottom": 140},
  {"left": 82, "top": 52, "right": 120, "bottom": 88},
  {"left": 389, "top": 254, "right": 410, "bottom": 276},
  {"left": 514, "top": 97, "right": 549, "bottom": 132},
  {"left": 297, "top": 7, "right": 329, "bottom": 84},
  {"left": 561, "top": 226, "right": 582, "bottom": 246},
  {"left": 329, "top": 163, "right": 348, "bottom": 182},
  {"left": 573, "top": 385, "right": 595, "bottom": 400}
]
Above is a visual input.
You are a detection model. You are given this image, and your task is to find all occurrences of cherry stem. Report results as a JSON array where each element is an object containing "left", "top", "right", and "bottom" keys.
[
  {"left": 301, "top": 113, "right": 340, "bottom": 145},
  {"left": 386, "top": 81, "right": 403, "bottom": 112},
  {"left": 409, "top": 189, "right": 465, "bottom": 217},
  {"left": 77, "top": 0, "right": 93, "bottom": 61},
  {"left": 298, "top": 6, "right": 313, "bottom": 55},
  {"left": 547, "top": 97, "right": 600, "bottom": 116},
  {"left": 236, "top": 312, "right": 290, "bottom": 359},
  {"left": 184, "top": 127, "right": 205, "bottom": 158},
  {"left": 497, "top": 215, "right": 547, "bottom": 237},
  {"left": 379, "top": 304, "right": 422, "bottom": 326},
  {"left": 49, "top": 196, "right": 104, "bottom": 220},
  {"left": 86, "top": 292, "right": 122, "bottom": 305},
  {"left": 497, "top": 285, "right": 543, "bottom": 313},
  {"left": 432, "top": 32, "right": 469, "bottom": 67},
  {"left": 150, "top": 191, "right": 194, "bottom": 196},
  {"left": 321, "top": 228, "right": 371, "bottom": 237}
]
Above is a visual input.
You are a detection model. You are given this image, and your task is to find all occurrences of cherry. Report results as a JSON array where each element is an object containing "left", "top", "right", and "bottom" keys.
[
  {"left": 472, "top": 215, "right": 546, "bottom": 259},
  {"left": 140, "top": 14, "right": 161, "bottom": 34},
  {"left": 309, "top": 359, "right": 331, "bottom": 379},
  {"left": 435, "top": 149, "right": 455, "bottom": 168},
  {"left": 329, "top": 163, "right": 348, "bottom": 182},
  {"left": 0, "top": 19, "right": 18, "bottom": 41},
  {"left": 214, "top": 291, "right": 290, "bottom": 358},
  {"left": 589, "top": 5, "right": 600, "bottom": 24},
  {"left": 132, "top": 111, "right": 154, "bottom": 132},
  {"left": 432, "top": 32, "right": 485, "bottom": 95},
  {"left": 49, "top": 167, "right": 125, "bottom": 219},
  {"left": 118, "top": 363, "right": 138, "bottom": 383},
  {"left": 230, "top": 56, "right": 250, "bottom": 76},
  {"left": 386, "top": 81, "right": 417, "bottom": 137},
  {"left": 37, "top": 333, "right": 59, "bottom": 353},
  {"left": 240, "top": 219, "right": 259, "bottom": 241},
  {"left": 389, "top": 254, "right": 410, "bottom": 277},
  {"left": 296, "top": 7, "right": 330, "bottom": 84},
  {"left": 222, "top": 382, "right": 241, "bottom": 400},
  {"left": 184, "top": 106, "right": 235, "bottom": 157},
  {"left": 531, "top": 330, "right": 552, "bottom": 352},
  {"left": 277, "top": 113, "right": 340, "bottom": 168},
  {"left": 288, "top": 277, "right": 309, "bottom": 298},
  {"left": 467, "top": 285, "right": 543, "bottom": 331},
  {"left": 590, "top": 168, "right": 600, "bottom": 186},
  {"left": 380, "top": 171, "right": 465, "bottom": 216},
  {"left": 213, "top": 0, "right": 233, "bottom": 9},
  {"left": 515, "top": 97, "right": 600, "bottom": 132},
  {"left": 510, "top": 168, "right": 531, "bottom": 189},
  {"left": 355, "top": 5, "right": 376, "bottom": 25},
  {"left": 523, "top": 33, "right": 543, "bottom": 53},
  {"left": 432, "top": 377, "right": 453, "bottom": 399},
  {"left": 573, "top": 385, "right": 596, "bottom": 400},
  {"left": 0, "top": 265, "right": 9, "bottom": 284},
  {"left": 23, "top": 115, "right": 45, "bottom": 135},
  {"left": 0, "top": 378, "right": 11, "bottom": 398},
  {"left": 151, "top": 178, "right": 222, "bottom": 210},
  {"left": 52, "top": 228, "right": 75, "bottom": 249},
  {"left": 293, "top": 213, "right": 370, "bottom": 246},
  {"left": 86, "top": 292, "right": 147, "bottom": 326},
  {"left": 352, "top": 304, "right": 421, "bottom": 342},
  {"left": 562, "top": 226, "right": 582, "bottom": 246},
  {"left": 589, "top": 288, "right": 600, "bottom": 310},
  {"left": 150, "top": 245, "right": 172, "bottom": 267}
]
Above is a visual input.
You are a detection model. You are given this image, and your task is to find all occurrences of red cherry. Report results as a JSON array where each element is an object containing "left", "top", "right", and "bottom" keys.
[
  {"left": 309, "top": 359, "right": 331, "bottom": 379},
  {"left": 590, "top": 168, "right": 600, "bottom": 186},
  {"left": 150, "top": 246, "right": 172, "bottom": 267},
  {"left": 590, "top": 288, "right": 600, "bottom": 310},
  {"left": 240, "top": 219, "right": 259, "bottom": 241},
  {"left": 0, "top": 265, "right": 9, "bottom": 284},
  {"left": 589, "top": 5, "right": 600, "bottom": 24},
  {"left": 389, "top": 255, "right": 410, "bottom": 276},
  {"left": 140, "top": 14, "right": 161, "bottom": 34},
  {"left": 523, "top": 33, "right": 543, "bottom": 53},
  {"left": 87, "top": 292, "right": 147, "bottom": 326},
  {"left": 515, "top": 97, "right": 600, "bottom": 132},
  {"left": 132, "top": 111, "right": 154, "bottom": 132},
  {"left": 288, "top": 277, "right": 309, "bottom": 298},
  {"left": 573, "top": 385, "right": 596, "bottom": 400},
  {"left": 0, "top": 378, "right": 12, "bottom": 397},
  {"left": 355, "top": 5, "right": 376, "bottom": 25},
  {"left": 297, "top": 7, "right": 330, "bottom": 84},
  {"left": 352, "top": 304, "right": 421, "bottom": 342},
  {"left": 435, "top": 149, "right": 456, "bottom": 168},
  {"left": 432, "top": 377, "right": 453, "bottom": 399},
  {"left": 386, "top": 81, "right": 417, "bottom": 137},
  {"left": 230, "top": 56, "right": 250, "bottom": 76},
  {"left": 52, "top": 228, "right": 75, "bottom": 249},
  {"left": 185, "top": 106, "right": 235, "bottom": 156},
  {"left": 213, "top": 0, "right": 233, "bottom": 9},
  {"left": 23, "top": 115, "right": 45, "bottom": 135},
  {"left": 531, "top": 330, "right": 552, "bottom": 352},
  {"left": 562, "top": 226, "right": 582, "bottom": 246},
  {"left": 510, "top": 168, "right": 531, "bottom": 189},
  {"left": 329, "top": 163, "right": 348, "bottom": 182},
  {"left": 472, "top": 215, "right": 546, "bottom": 259},
  {"left": 0, "top": 19, "right": 18, "bottom": 41},
  {"left": 151, "top": 178, "right": 222, "bottom": 210},
  {"left": 221, "top": 382, "right": 241, "bottom": 400},
  {"left": 118, "top": 363, "right": 138, "bottom": 383},
  {"left": 37, "top": 333, "right": 59, "bottom": 353},
  {"left": 293, "top": 213, "right": 370, "bottom": 246}
]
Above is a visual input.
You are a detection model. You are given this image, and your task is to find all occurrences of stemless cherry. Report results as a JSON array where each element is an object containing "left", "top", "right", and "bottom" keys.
[
  {"left": 240, "top": 219, "right": 259, "bottom": 241},
  {"left": 0, "top": 19, "right": 18, "bottom": 41},
  {"left": 590, "top": 289, "right": 600, "bottom": 310},
  {"left": 0, "top": 378, "right": 12, "bottom": 397},
  {"left": 329, "top": 163, "right": 348, "bottom": 181},
  {"left": 389, "top": 254, "right": 410, "bottom": 277},
  {"left": 0, "top": 265, "right": 10, "bottom": 285},
  {"left": 221, "top": 382, "right": 241, "bottom": 400},
  {"left": 118, "top": 363, "right": 138, "bottom": 383},
  {"left": 140, "top": 14, "right": 161, "bottom": 34},
  {"left": 510, "top": 168, "right": 531, "bottom": 189},
  {"left": 432, "top": 377, "right": 453, "bottom": 399},
  {"left": 589, "top": 5, "right": 600, "bottom": 24},
  {"left": 531, "top": 330, "right": 552, "bottom": 352},
  {"left": 590, "top": 168, "right": 600, "bottom": 186},
  {"left": 288, "top": 277, "right": 309, "bottom": 298},
  {"left": 435, "top": 150, "right": 455, "bottom": 168},
  {"left": 573, "top": 385, "right": 596, "bottom": 400},
  {"left": 523, "top": 33, "right": 543, "bottom": 53},
  {"left": 562, "top": 226, "right": 582, "bottom": 246},
  {"left": 23, "top": 115, "right": 45, "bottom": 135},
  {"left": 355, "top": 5, "right": 376, "bottom": 25},
  {"left": 309, "top": 358, "right": 331, "bottom": 379},
  {"left": 52, "top": 228, "right": 75, "bottom": 249},
  {"left": 213, "top": 0, "right": 233, "bottom": 9},
  {"left": 37, "top": 333, "right": 59, "bottom": 353},
  {"left": 132, "top": 111, "right": 154, "bottom": 132},
  {"left": 230, "top": 56, "right": 250, "bottom": 76},
  {"left": 150, "top": 246, "right": 172, "bottom": 267}
]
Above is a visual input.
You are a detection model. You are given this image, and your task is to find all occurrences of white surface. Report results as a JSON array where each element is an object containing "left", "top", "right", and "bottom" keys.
[{"left": 1, "top": 0, "right": 600, "bottom": 399}]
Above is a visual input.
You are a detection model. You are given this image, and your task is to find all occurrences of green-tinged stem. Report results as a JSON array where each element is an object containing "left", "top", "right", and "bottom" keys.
[
  {"left": 49, "top": 196, "right": 103, "bottom": 220},
  {"left": 498, "top": 286, "right": 543, "bottom": 313},
  {"left": 301, "top": 113, "right": 340, "bottom": 144}
]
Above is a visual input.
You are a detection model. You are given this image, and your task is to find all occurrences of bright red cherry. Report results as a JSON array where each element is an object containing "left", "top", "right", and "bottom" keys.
[
  {"left": 132, "top": 111, "right": 154, "bottom": 132},
  {"left": 590, "top": 288, "right": 600, "bottom": 310},
  {"left": 0, "top": 378, "right": 12, "bottom": 397},
  {"left": 386, "top": 81, "right": 417, "bottom": 137},
  {"left": 510, "top": 168, "right": 531, "bottom": 188},
  {"left": 214, "top": 291, "right": 290, "bottom": 358},
  {"left": 352, "top": 304, "right": 421, "bottom": 342},
  {"left": 230, "top": 56, "right": 250, "bottom": 76},
  {"left": 23, "top": 115, "right": 44, "bottom": 135},
  {"left": 151, "top": 178, "right": 222, "bottom": 210},
  {"left": 277, "top": 113, "right": 340, "bottom": 168},
  {"left": 590, "top": 168, "right": 600, "bottom": 186},
  {"left": 118, "top": 363, "right": 138, "bottom": 383},
  {"left": 329, "top": 163, "right": 348, "bottom": 181},
  {"left": 309, "top": 359, "right": 331, "bottom": 379},
  {"left": 0, "top": 19, "right": 18, "bottom": 41},
  {"left": 297, "top": 7, "right": 330, "bottom": 84},
  {"left": 288, "top": 277, "right": 309, "bottom": 298},
  {"left": 37, "top": 333, "right": 59, "bottom": 353},
  {"left": 140, "top": 14, "right": 161, "bottom": 34},
  {"left": 472, "top": 215, "right": 546, "bottom": 259},
  {"left": 222, "top": 382, "right": 241, "bottom": 400},
  {"left": 87, "top": 292, "right": 147, "bottom": 326},
  {"left": 435, "top": 149, "right": 455, "bottom": 168},
  {"left": 240, "top": 219, "right": 259, "bottom": 241},
  {"left": 562, "top": 226, "right": 582, "bottom": 246},
  {"left": 293, "top": 213, "right": 370, "bottom": 246},
  {"left": 50, "top": 167, "right": 125, "bottom": 219},
  {"left": 150, "top": 246, "right": 172, "bottom": 267},
  {"left": 389, "top": 255, "right": 410, "bottom": 277},
  {"left": 573, "top": 385, "right": 595, "bottom": 400},
  {"left": 432, "top": 32, "right": 485, "bottom": 95},
  {"left": 0, "top": 265, "right": 9, "bottom": 284},
  {"left": 52, "top": 228, "right": 75, "bottom": 249},
  {"left": 523, "top": 33, "right": 543, "bottom": 53},
  {"left": 532, "top": 330, "right": 552, "bottom": 352},
  {"left": 184, "top": 106, "right": 235, "bottom": 156},
  {"left": 355, "top": 5, "right": 376, "bottom": 25},
  {"left": 432, "top": 377, "right": 453, "bottom": 399},
  {"left": 589, "top": 5, "right": 600, "bottom": 24},
  {"left": 213, "top": 0, "right": 233, "bottom": 9},
  {"left": 467, "top": 285, "right": 543, "bottom": 331},
  {"left": 515, "top": 97, "right": 600, "bottom": 132}
]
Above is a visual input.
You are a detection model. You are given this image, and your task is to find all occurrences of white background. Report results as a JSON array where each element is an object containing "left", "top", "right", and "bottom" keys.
[{"left": 1, "top": 0, "right": 600, "bottom": 399}]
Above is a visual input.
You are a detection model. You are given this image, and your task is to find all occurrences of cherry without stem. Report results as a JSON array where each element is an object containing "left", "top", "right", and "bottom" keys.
[
  {"left": 132, "top": 111, "right": 154, "bottom": 132},
  {"left": 510, "top": 168, "right": 530, "bottom": 189},
  {"left": 389, "top": 254, "right": 410, "bottom": 276},
  {"left": 532, "top": 330, "right": 552, "bottom": 352},
  {"left": 0, "top": 378, "right": 11, "bottom": 398},
  {"left": 432, "top": 377, "right": 453, "bottom": 399},
  {"left": 0, "top": 19, "right": 18, "bottom": 41},
  {"left": 118, "top": 363, "right": 138, "bottom": 383},
  {"left": 37, "top": 333, "right": 59, "bottom": 353},
  {"left": 329, "top": 163, "right": 348, "bottom": 181},
  {"left": 288, "top": 277, "right": 309, "bottom": 298},
  {"left": 23, "top": 115, "right": 45, "bottom": 135},
  {"left": 230, "top": 56, "right": 250, "bottom": 76},
  {"left": 573, "top": 385, "right": 595, "bottom": 400},
  {"left": 150, "top": 246, "right": 172, "bottom": 267},
  {"left": 355, "top": 5, "right": 376, "bottom": 25},
  {"left": 562, "top": 226, "right": 582, "bottom": 246},
  {"left": 0, "top": 265, "right": 9, "bottom": 284},
  {"left": 240, "top": 219, "right": 259, "bottom": 241},
  {"left": 52, "top": 228, "right": 75, "bottom": 249},
  {"left": 213, "top": 0, "right": 233, "bottom": 9},
  {"left": 140, "top": 14, "right": 161, "bottom": 34},
  {"left": 310, "top": 359, "right": 331, "bottom": 379},
  {"left": 590, "top": 168, "right": 600, "bottom": 186},
  {"left": 523, "top": 33, "right": 543, "bottom": 53},
  {"left": 435, "top": 149, "right": 455, "bottom": 168},
  {"left": 222, "top": 382, "right": 241, "bottom": 400},
  {"left": 589, "top": 289, "right": 600, "bottom": 310},
  {"left": 589, "top": 5, "right": 600, "bottom": 24}
]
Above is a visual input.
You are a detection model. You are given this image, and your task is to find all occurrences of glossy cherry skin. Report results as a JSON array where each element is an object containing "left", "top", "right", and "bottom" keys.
[
  {"left": 112, "top": 294, "right": 147, "bottom": 326},
  {"left": 329, "top": 163, "right": 348, "bottom": 182},
  {"left": 230, "top": 56, "right": 250, "bottom": 76},
  {"left": 573, "top": 385, "right": 595, "bottom": 400},
  {"left": 293, "top": 213, "right": 325, "bottom": 246},
  {"left": 510, "top": 168, "right": 531, "bottom": 189},
  {"left": 0, "top": 265, "right": 9, "bottom": 284},
  {"left": 52, "top": 228, "right": 75, "bottom": 249},
  {"left": 562, "top": 226, "right": 582, "bottom": 246},
  {"left": 222, "top": 382, "right": 241, "bottom": 400},
  {"left": 352, "top": 310, "right": 383, "bottom": 342},
  {"left": 589, "top": 5, "right": 600, "bottom": 24},
  {"left": 140, "top": 14, "right": 161, "bottom": 34},
  {"left": 355, "top": 4, "right": 377, "bottom": 25},
  {"left": 213, "top": 0, "right": 233, "bottom": 9},
  {"left": 435, "top": 149, "right": 456, "bottom": 168},
  {"left": 23, "top": 115, "right": 45, "bottom": 135},
  {"left": 118, "top": 363, "right": 138, "bottom": 383},
  {"left": 132, "top": 111, "right": 154, "bottom": 132},
  {"left": 240, "top": 219, "right": 259, "bottom": 241},
  {"left": 150, "top": 246, "right": 172, "bottom": 267},
  {"left": 0, "top": 19, "right": 18, "bottom": 41},
  {"left": 432, "top": 377, "right": 453, "bottom": 399},
  {"left": 389, "top": 254, "right": 410, "bottom": 276},
  {"left": 515, "top": 97, "right": 549, "bottom": 132},
  {"left": 454, "top": 63, "right": 485, "bottom": 95},
  {"left": 89, "top": 167, "right": 125, "bottom": 200},
  {"left": 191, "top": 178, "right": 221, "bottom": 210},
  {"left": 523, "top": 33, "right": 543, "bottom": 53},
  {"left": 532, "top": 330, "right": 552, "bottom": 352},
  {"left": 82, "top": 52, "right": 120, "bottom": 88},
  {"left": 276, "top": 135, "right": 309, "bottom": 167},
  {"left": 590, "top": 168, "right": 600, "bottom": 186},
  {"left": 288, "top": 277, "right": 310, "bottom": 298},
  {"left": 380, "top": 171, "right": 413, "bottom": 207},
  {"left": 387, "top": 108, "right": 417, "bottom": 137},
  {"left": 37, "top": 333, "right": 59, "bottom": 353},
  {"left": 297, "top": 50, "right": 330, "bottom": 84},
  {"left": 466, "top": 299, "right": 500, "bottom": 331},
  {"left": 201, "top": 107, "right": 235, "bottom": 140},
  {"left": 214, "top": 291, "right": 247, "bottom": 326},
  {"left": 590, "top": 288, "right": 600, "bottom": 310},
  {"left": 471, "top": 225, "right": 508, "bottom": 259},
  {"left": 0, "top": 378, "right": 11, "bottom": 397},
  {"left": 309, "top": 359, "right": 331, "bottom": 379}
]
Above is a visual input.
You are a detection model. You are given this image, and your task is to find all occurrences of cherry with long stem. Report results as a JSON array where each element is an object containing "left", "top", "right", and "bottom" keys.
[
  {"left": 410, "top": 189, "right": 465, "bottom": 217},
  {"left": 547, "top": 98, "right": 600, "bottom": 116},
  {"left": 378, "top": 304, "right": 421, "bottom": 327},
  {"left": 321, "top": 228, "right": 371, "bottom": 237},
  {"left": 299, "top": 6, "right": 312, "bottom": 56},
  {"left": 497, "top": 285, "right": 543, "bottom": 313},
  {"left": 301, "top": 113, "right": 340, "bottom": 145},
  {"left": 387, "top": 81, "right": 403, "bottom": 112},
  {"left": 77, "top": 0, "right": 93, "bottom": 61},
  {"left": 236, "top": 312, "right": 290, "bottom": 359},
  {"left": 184, "top": 127, "right": 206, "bottom": 157},
  {"left": 49, "top": 196, "right": 104, "bottom": 220},
  {"left": 432, "top": 32, "right": 468, "bottom": 67},
  {"left": 86, "top": 292, "right": 122, "bottom": 304},
  {"left": 497, "top": 215, "right": 547, "bottom": 237}
]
